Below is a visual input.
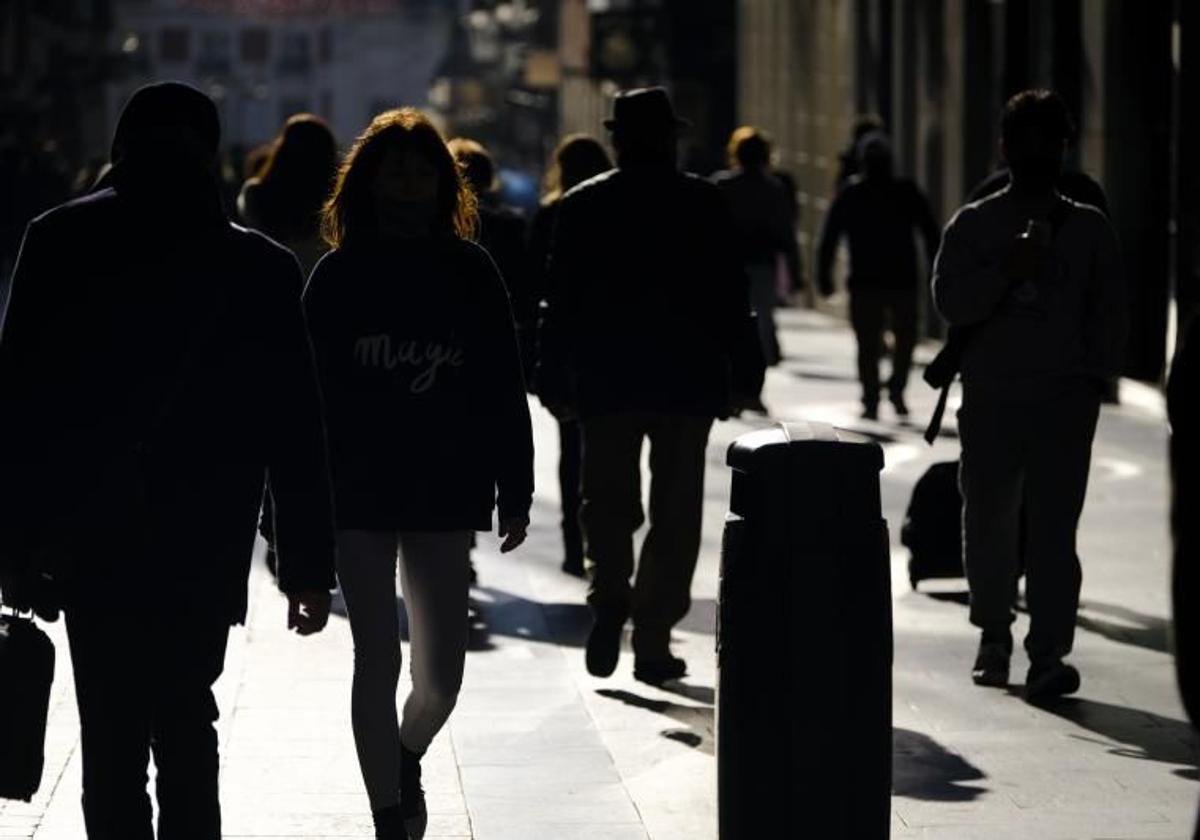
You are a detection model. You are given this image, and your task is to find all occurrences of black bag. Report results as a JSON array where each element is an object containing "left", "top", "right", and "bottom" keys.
[
  {"left": 901, "top": 461, "right": 964, "bottom": 590},
  {"left": 0, "top": 610, "right": 55, "bottom": 801},
  {"left": 902, "top": 460, "right": 1027, "bottom": 590}
]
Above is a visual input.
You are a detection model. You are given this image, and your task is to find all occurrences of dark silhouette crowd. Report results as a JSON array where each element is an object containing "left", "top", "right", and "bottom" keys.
[{"left": 0, "top": 77, "right": 1194, "bottom": 840}]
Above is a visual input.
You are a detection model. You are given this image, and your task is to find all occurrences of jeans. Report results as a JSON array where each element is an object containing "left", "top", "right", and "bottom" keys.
[
  {"left": 849, "top": 287, "right": 918, "bottom": 408},
  {"left": 580, "top": 413, "right": 712, "bottom": 659},
  {"left": 65, "top": 591, "right": 229, "bottom": 840},
  {"left": 335, "top": 529, "right": 472, "bottom": 810},
  {"left": 958, "top": 378, "right": 1101, "bottom": 663}
]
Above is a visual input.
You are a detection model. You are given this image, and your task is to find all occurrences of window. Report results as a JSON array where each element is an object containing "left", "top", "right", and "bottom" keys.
[
  {"left": 197, "top": 30, "right": 231, "bottom": 74},
  {"left": 159, "top": 28, "right": 190, "bottom": 63},
  {"left": 278, "top": 32, "right": 311, "bottom": 75},
  {"left": 318, "top": 26, "right": 333, "bottom": 64},
  {"left": 280, "top": 99, "right": 310, "bottom": 123},
  {"left": 241, "top": 28, "right": 269, "bottom": 64}
]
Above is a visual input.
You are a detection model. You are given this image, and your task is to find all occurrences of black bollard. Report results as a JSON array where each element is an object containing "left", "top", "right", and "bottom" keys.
[{"left": 718, "top": 422, "right": 892, "bottom": 839}]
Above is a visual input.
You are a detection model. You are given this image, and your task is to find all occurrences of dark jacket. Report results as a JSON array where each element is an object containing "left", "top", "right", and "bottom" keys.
[
  {"left": 967, "top": 168, "right": 1110, "bottom": 217},
  {"left": 711, "top": 169, "right": 795, "bottom": 267},
  {"left": 303, "top": 237, "right": 534, "bottom": 531},
  {"left": 932, "top": 190, "right": 1126, "bottom": 388},
  {"left": 816, "top": 175, "right": 940, "bottom": 293},
  {"left": 537, "top": 168, "right": 751, "bottom": 419},
  {"left": 477, "top": 199, "right": 535, "bottom": 380},
  {"left": 0, "top": 187, "right": 336, "bottom": 624}
]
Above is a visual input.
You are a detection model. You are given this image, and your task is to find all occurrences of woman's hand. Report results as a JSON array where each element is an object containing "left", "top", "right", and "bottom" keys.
[{"left": 499, "top": 517, "right": 529, "bottom": 553}]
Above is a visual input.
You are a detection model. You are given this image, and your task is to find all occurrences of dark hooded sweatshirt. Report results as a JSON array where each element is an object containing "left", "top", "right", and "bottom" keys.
[
  {"left": 303, "top": 236, "right": 534, "bottom": 532},
  {"left": 0, "top": 185, "right": 337, "bottom": 623}
]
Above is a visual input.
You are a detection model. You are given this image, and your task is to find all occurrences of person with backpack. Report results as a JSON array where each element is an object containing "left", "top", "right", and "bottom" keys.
[
  {"left": 931, "top": 89, "right": 1127, "bottom": 701},
  {"left": 306, "top": 108, "right": 533, "bottom": 840}
]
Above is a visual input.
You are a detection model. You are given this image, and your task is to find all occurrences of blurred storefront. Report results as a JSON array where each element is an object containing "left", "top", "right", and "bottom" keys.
[
  {"left": 1, "top": 1, "right": 116, "bottom": 167},
  {"left": 740, "top": 0, "right": 1196, "bottom": 381},
  {"left": 428, "top": 0, "right": 560, "bottom": 196}
]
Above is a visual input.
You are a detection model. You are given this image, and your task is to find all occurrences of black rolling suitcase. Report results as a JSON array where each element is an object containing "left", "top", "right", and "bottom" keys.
[
  {"left": 900, "top": 461, "right": 963, "bottom": 590},
  {"left": 0, "top": 611, "right": 55, "bottom": 801},
  {"left": 718, "top": 422, "right": 892, "bottom": 839}
]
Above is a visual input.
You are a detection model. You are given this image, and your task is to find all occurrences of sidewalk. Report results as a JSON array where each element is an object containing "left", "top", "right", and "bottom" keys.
[{"left": 2, "top": 307, "right": 1196, "bottom": 839}]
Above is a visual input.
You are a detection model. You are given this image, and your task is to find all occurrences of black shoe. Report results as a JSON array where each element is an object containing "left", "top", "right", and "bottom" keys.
[
  {"left": 468, "top": 559, "right": 478, "bottom": 587},
  {"left": 1025, "top": 661, "right": 1081, "bottom": 703},
  {"left": 862, "top": 403, "right": 879, "bottom": 421},
  {"left": 373, "top": 805, "right": 409, "bottom": 840},
  {"left": 890, "top": 394, "right": 910, "bottom": 418},
  {"left": 585, "top": 614, "right": 625, "bottom": 677},
  {"left": 633, "top": 655, "right": 688, "bottom": 685},
  {"left": 400, "top": 744, "right": 427, "bottom": 839},
  {"left": 561, "top": 556, "right": 585, "bottom": 577},
  {"left": 971, "top": 632, "right": 1012, "bottom": 688}
]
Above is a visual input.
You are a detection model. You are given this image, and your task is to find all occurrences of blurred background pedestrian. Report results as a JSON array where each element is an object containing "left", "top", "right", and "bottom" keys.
[
  {"left": 713, "top": 126, "right": 796, "bottom": 372},
  {"left": 238, "top": 113, "right": 339, "bottom": 278},
  {"left": 817, "top": 130, "right": 940, "bottom": 420},
  {"left": 527, "top": 133, "right": 612, "bottom": 577}
]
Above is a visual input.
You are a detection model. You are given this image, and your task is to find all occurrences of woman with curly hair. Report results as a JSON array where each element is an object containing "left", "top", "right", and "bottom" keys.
[{"left": 306, "top": 108, "right": 534, "bottom": 840}]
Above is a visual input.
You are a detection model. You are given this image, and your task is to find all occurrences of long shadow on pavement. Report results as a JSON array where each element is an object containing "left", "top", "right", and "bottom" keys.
[
  {"left": 893, "top": 728, "right": 988, "bottom": 801},
  {"left": 922, "top": 592, "right": 1172, "bottom": 656},
  {"left": 596, "top": 688, "right": 714, "bottom": 755},
  {"left": 333, "top": 582, "right": 718, "bottom": 653},
  {"left": 1017, "top": 693, "right": 1200, "bottom": 780},
  {"left": 1075, "top": 601, "right": 1172, "bottom": 655}
]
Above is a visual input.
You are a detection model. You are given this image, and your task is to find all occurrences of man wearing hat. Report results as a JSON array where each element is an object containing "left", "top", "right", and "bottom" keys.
[
  {"left": 538, "top": 87, "right": 757, "bottom": 684},
  {"left": 0, "top": 82, "right": 336, "bottom": 839},
  {"left": 816, "top": 129, "right": 941, "bottom": 420}
]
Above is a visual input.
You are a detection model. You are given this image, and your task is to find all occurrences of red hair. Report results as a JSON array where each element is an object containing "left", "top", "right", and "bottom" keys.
[{"left": 321, "top": 108, "right": 478, "bottom": 247}]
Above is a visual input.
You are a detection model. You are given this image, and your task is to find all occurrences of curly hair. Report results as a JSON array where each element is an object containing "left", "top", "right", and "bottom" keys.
[{"left": 321, "top": 108, "right": 478, "bottom": 247}]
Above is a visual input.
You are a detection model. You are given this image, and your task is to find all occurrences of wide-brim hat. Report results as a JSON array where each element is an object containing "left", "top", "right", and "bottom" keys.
[{"left": 603, "top": 87, "right": 690, "bottom": 134}]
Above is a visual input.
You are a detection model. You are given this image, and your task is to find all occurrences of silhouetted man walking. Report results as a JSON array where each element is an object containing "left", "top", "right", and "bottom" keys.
[
  {"left": 932, "top": 90, "right": 1126, "bottom": 701},
  {"left": 817, "top": 131, "right": 940, "bottom": 420},
  {"left": 538, "top": 87, "right": 754, "bottom": 684},
  {"left": 0, "top": 83, "right": 336, "bottom": 839}
]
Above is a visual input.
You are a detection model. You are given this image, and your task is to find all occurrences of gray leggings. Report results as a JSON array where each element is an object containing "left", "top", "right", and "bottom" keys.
[{"left": 336, "top": 529, "right": 473, "bottom": 810}]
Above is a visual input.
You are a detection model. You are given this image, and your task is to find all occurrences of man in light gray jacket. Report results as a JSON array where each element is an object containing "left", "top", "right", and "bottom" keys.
[{"left": 932, "top": 89, "right": 1126, "bottom": 701}]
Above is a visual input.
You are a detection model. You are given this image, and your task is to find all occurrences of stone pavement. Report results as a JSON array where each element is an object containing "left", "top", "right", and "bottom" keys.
[{"left": 2, "top": 307, "right": 1197, "bottom": 839}]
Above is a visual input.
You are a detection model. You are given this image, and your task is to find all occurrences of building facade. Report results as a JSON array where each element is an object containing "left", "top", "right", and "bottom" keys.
[
  {"left": 106, "top": 0, "right": 453, "bottom": 152},
  {"left": 740, "top": 0, "right": 1196, "bottom": 381}
]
